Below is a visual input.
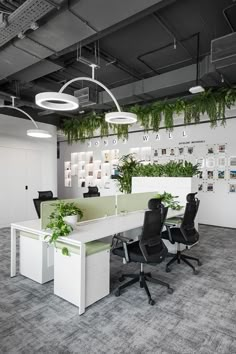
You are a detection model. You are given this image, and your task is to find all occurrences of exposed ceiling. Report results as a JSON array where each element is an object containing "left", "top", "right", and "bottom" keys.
[{"left": 0, "top": 0, "right": 235, "bottom": 126}]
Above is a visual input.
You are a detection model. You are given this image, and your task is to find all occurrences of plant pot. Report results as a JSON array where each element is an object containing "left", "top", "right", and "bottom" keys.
[{"left": 63, "top": 215, "right": 78, "bottom": 227}]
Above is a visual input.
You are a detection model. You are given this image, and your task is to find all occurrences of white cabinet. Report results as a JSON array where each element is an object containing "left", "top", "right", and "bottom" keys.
[
  {"left": 20, "top": 231, "right": 54, "bottom": 284},
  {"left": 54, "top": 243, "right": 110, "bottom": 308}
]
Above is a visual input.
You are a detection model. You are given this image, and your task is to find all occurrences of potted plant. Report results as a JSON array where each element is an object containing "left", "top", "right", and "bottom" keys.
[
  {"left": 46, "top": 201, "right": 83, "bottom": 255},
  {"left": 154, "top": 191, "right": 183, "bottom": 210}
]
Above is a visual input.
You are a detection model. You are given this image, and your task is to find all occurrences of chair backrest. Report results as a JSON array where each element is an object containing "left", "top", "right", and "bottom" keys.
[
  {"left": 83, "top": 186, "right": 100, "bottom": 198},
  {"left": 139, "top": 199, "right": 168, "bottom": 262},
  {"left": 180, "top": 192, "right": 200, "bottom": 242},
  {"left": 33, "top": 191, "right": 57, "bottom": 218}
]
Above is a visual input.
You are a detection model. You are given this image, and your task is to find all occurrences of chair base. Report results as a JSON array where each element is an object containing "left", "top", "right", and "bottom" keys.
[
  {"left": 166, "top": 250, "right": 202, "bottom": 274},
  {"left": 114, "top": 265, "right": 173, "bottom": 305}
]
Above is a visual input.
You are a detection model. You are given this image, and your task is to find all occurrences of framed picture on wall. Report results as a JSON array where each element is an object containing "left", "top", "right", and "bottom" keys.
[
  {"left": 178, "top": 147, "right": 184, "bottom": 155},
  {"left": 207, "top": 146, "right": 214, "bottom": 154},
  {"left": 198, "top": 183, "right": 203, "bottom": 192},
  {"left": 218, "top": 170, "right": 225, "bottom": 179},
  {"left": 169, "top": 148, "right": 175, "bottom": 156},
  {"left": 230, "top": 157, "right": 236, "bottom": 167},
  {"left": 217, "top": 157, "right": 226, "bottom": 168},
  {"left": 206, "top": 157, "right": 215, "bottom": 168},
  {"left": 196, "top": 158, "right": 204, "bottom": 168},
  {"left": 207, "top": 183, "right": 214, "bottom": 192},
  {"left": 230, "top": 170, "right": 236, "bottom": 179},
  {"left": 229, "top": 184, "right": 236, "bottom": 193},
  {"left": 198, "top": 171, "right": 203, "bottom": 179},
  {"left": 161, "top": 148, "right": 167, "bottom": 156},
  {"left": 187, "top": 147, "right": 194, "bottom": 154},
  {"left": 218, "top": 144, "right": 226, "bottom": 153},
  {"left": 207, "top": 170, "right": 214, "bottom": 179}
]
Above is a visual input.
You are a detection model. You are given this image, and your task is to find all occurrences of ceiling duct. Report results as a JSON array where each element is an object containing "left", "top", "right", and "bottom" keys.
[
  {"left": 74, "top": 87, "right": 97, "bottom": 107},
  {"left": 211, "top": 32, "right": 236, "bottom": 68},
  {"left": 0, "top": 0, "right": 58, "bottom": 48}
]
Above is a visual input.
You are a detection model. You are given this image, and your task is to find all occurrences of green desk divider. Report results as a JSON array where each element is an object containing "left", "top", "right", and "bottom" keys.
[
  {"left": 117, "top": 192, "right": 155, "bottom": 214},
  {"left": 41, "top": 196, "right": 116, "bottom": 230}
]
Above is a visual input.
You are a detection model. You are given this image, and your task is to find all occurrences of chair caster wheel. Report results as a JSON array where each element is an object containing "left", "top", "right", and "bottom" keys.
[
  {"left": 119, "top": 276, "right": 125, "bottom": 282},
  {"left": 193, "top": 269, "right": 199, "bottom": 275},
  {"left": 166, "top": 267, "right": 171, "bottom": 273},
  {"left": 115, "top": 289, "right": 121, "bottom": 297},
  {"left": 167, "top": 287, "right": 174, "bottom": 294},
  {"left": 198, "top": 261, "right": 202, "bottom": 266},
  {"left": 148, "top": 299, "right": 155, "bottom": 306}
]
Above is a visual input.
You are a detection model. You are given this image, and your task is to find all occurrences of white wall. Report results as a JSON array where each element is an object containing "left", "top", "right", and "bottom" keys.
[
  {"left": 0, "top": 114, "right": 57, "bottom": 226},
  {"left": 58, "top": 116, "right": 236, "bottom": 229}
]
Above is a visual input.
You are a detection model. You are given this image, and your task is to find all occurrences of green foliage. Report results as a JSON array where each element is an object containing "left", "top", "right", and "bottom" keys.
[
  {"left": 50, "top": 201, "right": 83, "bottom": 219},
  {"left": 45, "top": 201, "right": 83, "bottom": 256},
  {"left": 116, "top": 154, "right": 140, "bottom": 194},
  {"left": 117, "top": 155, "right": 199, "bottom": 194},
  {"left": 60, "top": 88, "right": 236, "bottom": 143},
  {"left": 154, "top": 191, "right": 182, "bottom": 210}
]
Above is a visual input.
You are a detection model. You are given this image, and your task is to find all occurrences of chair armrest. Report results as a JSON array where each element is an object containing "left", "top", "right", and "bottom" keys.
[
  {"left": 164, "top": 225, "right": 175, "bottom": 244},
  {"left": 112, "top": 234, "right": 134, "bottom": 263}
]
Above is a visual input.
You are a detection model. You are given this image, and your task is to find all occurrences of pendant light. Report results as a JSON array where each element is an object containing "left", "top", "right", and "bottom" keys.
[
  {"left": 0, "top": 96, "right": 52, "bottom": 138},
  {"left": 35, "top": 65, "right": 137, "bottom": 125},
  {"left": 189, "top": 33, "right": 205, "bottom": 94}
]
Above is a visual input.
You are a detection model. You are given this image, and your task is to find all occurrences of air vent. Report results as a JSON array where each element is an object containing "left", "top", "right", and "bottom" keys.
[
  {"left": 211, "top": 32, "right": 236, "bottom": 67},
  {"left": 74, "top": 87, "right": 97, "bottom": 107}
]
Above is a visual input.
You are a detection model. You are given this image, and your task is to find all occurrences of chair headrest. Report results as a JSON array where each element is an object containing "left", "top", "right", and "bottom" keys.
[
  {"left": 186, "top": 192, "right": 198, "bottom": 203},
  {"left": 148, "top": 198, "right": 162, "bottom": 210},
  {"left": 38, "top": 191, "right": 53, "bottom": 200},
  {"left": 88, "top": 186, "right": 98, "bottom": 193}
]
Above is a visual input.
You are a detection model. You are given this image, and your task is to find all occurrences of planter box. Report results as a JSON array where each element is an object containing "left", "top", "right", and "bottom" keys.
[
  {"left": 20, "top": 231, "right": 54, "bottom": 284},
  {"left": 54, "top": 241, "right": 110, "bottom": 308}
]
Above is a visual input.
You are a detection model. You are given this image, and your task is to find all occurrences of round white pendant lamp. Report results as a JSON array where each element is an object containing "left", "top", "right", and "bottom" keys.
[
  {"left": 0, "top": 97, "right": 52, "bottom": 138},
  {"left": 105, "top": 112, "right": 137, "bottom": 124},
  {"left": 35, "top": 73, "right": 137, "bottom": 125},
  {"left": 35, "top": 92, "right": 79, "bottom": 111},
  {"left": 27, "top": 129, "right": 52, "bottom": 138}
]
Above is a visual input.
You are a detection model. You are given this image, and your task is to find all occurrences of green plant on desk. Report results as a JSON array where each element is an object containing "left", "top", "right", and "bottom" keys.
[
  {"left": 154, "top": 191, "right": 183, "bottom": 210},
  {"left": 45, "top": 201, "right": 83, "bottom": 256}
]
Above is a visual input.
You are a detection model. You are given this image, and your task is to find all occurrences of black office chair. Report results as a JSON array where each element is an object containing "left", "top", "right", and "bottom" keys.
[
  {"left": 112, "top": 199, "right": 173, "bottom": 305},
  {"left": 162, "top": 192, "right": 202, "bottom": 274},
  {"left": 83, "top": 186, "right": 100, "bottom": 198},
  {"left": 33, "top": 190, "right": 57, "bottom": 218}
]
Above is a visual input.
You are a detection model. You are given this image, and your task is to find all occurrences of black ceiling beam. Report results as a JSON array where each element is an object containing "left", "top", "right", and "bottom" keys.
[
  {"left": 52, "top": 0, "right": 176, "bottom": 59},
  {"left": 152, "top": 12, "right": 196, "bottom": 60}
]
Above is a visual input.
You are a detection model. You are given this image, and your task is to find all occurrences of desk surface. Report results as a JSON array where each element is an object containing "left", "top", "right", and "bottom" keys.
[{"left": 11, "top": 209, "right": 181, "bottom": 246}]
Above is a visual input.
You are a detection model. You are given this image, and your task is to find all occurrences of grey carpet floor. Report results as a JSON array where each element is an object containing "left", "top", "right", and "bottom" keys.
[{"left": 1, "top": 225, "right": 236, "bottom": 354}]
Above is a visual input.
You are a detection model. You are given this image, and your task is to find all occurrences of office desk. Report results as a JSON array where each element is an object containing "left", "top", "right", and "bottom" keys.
[{"left": 11, "top": 209, "right": 181, "bottom": 315}]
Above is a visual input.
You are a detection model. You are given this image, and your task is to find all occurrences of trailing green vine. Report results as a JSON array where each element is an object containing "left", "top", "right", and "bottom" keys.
[
  {"left": 61, "top": 88, "right": 236, "bottom": 143},
  {"left": 116, "top": 154, "right": 199, "bottom": 194}
]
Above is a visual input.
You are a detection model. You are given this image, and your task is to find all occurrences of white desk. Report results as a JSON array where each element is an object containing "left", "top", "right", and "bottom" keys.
[{"left": 11, "top": 209, "right": 181, "bottom": 315}]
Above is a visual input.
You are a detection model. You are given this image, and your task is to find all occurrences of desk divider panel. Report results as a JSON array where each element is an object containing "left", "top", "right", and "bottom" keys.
[
  {"left": 117, "top": 192, "right": 155, "bottom": 214},
  {"left": 41, "top": 196, "right": 116, "bottom": 230}
]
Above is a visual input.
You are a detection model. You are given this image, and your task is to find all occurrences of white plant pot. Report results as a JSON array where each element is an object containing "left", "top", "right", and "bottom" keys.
[{"left": 63, "top": 215, "right": 78, "bottom": 227}]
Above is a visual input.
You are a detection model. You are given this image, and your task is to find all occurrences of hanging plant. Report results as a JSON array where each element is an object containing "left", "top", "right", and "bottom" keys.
[{"left": 60, "top": 88, "right": 236, "bottom": 143}]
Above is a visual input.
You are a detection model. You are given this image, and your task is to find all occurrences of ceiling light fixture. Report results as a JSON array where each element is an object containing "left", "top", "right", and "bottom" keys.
[
  {"left": 189, "top": 33, "right": 205, "bottom": 94},
  {"left": 35, "top": 65, "right": 137, "bottom": 125},
  {"left": 0, "top": 96, "right": 52, "bottom": 138}
]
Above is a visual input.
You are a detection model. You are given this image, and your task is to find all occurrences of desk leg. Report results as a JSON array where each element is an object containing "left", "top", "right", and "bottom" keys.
[
  {"left": 78, "top": 243, "right": 86, "bottom": 315},
  {"left": 11, "top": 227, "right": 17, "bottom": 277}
]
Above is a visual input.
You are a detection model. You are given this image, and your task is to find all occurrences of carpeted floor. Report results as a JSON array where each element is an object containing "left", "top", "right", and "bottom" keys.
[{"left": 0, "top": 225, "right": 236, "bottom": 354}]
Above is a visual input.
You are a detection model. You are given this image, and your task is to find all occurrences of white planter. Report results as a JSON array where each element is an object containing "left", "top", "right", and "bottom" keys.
[{"left": 63, "top": 214, "right": 78, "bottom": 227}]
